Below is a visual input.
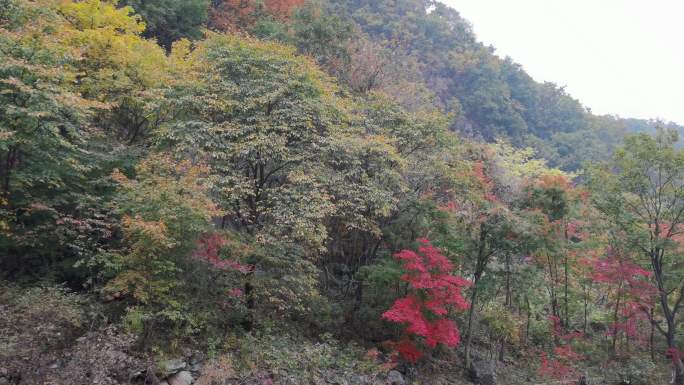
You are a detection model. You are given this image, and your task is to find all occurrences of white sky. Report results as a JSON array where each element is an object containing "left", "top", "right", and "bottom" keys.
[{"left": 440, "top": 0, "right": 684, "bottom": 124}]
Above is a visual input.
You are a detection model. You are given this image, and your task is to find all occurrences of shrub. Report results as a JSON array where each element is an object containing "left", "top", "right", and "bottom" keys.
[{"left": 0, "top": 283, "right": 94, "bottom": 382}]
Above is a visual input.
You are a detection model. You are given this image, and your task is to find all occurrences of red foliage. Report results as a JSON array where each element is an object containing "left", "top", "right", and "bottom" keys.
[
  {"left": 667, "top": 348, "right": 684, "bottom": 365},
  {"left": 537, "top": 174, "right": 571, "bottom": 190},
  {"left": 438, "top": 200, "right": 458, "bottom": 212},
  {"left": 649, "top": 222, "right": 684, "bottom": 252},
  {"left": 210, "top": 0, "right": 304, "bottom": 31},
  {"left": 228, "top": 287, "right": 244, "bottom": 297},
  {"left": 591, "top": 250, "right": 652, "bottom": 285},
  {"left": 382, "top": 239, "right": 470, "bottom": 362},
  {"left": 589, "top": 249, "right": 656, "bottom": 343},
  {"left": 538, "top": 351, "right": 577, "bottom": 380},
  {"left": 395, "top": 339, "right": 424, "bottom": 363},
  {"left": 566, "top": 220, "right": 589, "bottom": 241},
  {"left": 365, "top": 348, "right": 380, "bottom": 360},
  {"left": 539, "top": 316, "right": 584, "bottom": 380},
  {"left": 192, "top": 233, "right": 253, "bottom": 274},
  {"left": 578, "top": 189, "right": 590, "bottom": 202},
  {"left": 553, "top": 345, "right": 583, "bottom": 361}
]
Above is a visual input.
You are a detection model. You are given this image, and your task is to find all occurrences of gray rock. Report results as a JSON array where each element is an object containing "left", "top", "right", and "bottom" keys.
[
  {"left": 387, "top": 370, "right": 405, "bottom": 385},
  {"left": 161, "top": 358, "right": 187, "bottom": 374},
  {"left": 158, "top": 382, "right": 169, "bottom": 385},
  {"left": 468, "top": 359, "right": 497, "bottom": 385},
  {"left": 167, "top": 370, "right": 193, "bottom": 385},
  {"left": 189, "top": 361, "right": 203, "bottom": 374},
  {"left": 189, "top": 352, "right": 205, "bottom": 365}
]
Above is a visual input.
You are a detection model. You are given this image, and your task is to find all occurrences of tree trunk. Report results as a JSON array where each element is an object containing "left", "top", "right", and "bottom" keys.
[
  {"left": 676, "top": 371, "right": 684, "bottom": 385},
  {"left": 583, "top": 281, "right": 589, "bottom": 335},
  {"left": 563, "top": 223, "right": 570, "bottom": 329},
  {"left": 465, "top": 224, "right": 489, "bottom": 371},
  {"left": 672, "top": 343, "right": 684, "bottom": 385},
  {"left": 652, "top": 246, "right": 684, "bottom": 384},
  {"left": 464, "top": 279, "right": 480, "bottom": 371},
  {"left": 242, "top": 272, "right": 256, "bottom": 331},
  {"left": 612, "top": 288, "right": 622, "bottom": 354},
  {"left": 650, "top": 306, "right": 656, "bottom": 362},
  {"left": 564, "top": 253, "right": 569, "bottom": 329},
  {"left": 525, "top": 296, "right": 531, "bottom": 346},
  {"left": 499, "top": 253, "right": 512, "bottom": 362}
]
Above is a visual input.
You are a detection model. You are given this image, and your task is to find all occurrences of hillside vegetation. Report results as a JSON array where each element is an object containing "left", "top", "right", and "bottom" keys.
[{"left": 1, "top": 1, "right": 683, "bottom": 385}]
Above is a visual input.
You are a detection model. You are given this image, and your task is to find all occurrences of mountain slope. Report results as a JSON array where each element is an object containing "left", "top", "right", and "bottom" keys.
[{"left": 321, "top": 0, "right": 683, "bottom": 169}]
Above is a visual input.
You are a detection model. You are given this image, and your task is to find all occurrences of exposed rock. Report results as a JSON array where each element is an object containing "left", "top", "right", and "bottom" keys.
[
  {"left": 187, "top": 353, "right": 205, "bottom": 375},
  {"left": 189, "top": 352, "right": 205, "bottom": 366},
  {"left": 387, "top": 370, "right": 405, "bottom": 385},
  {"left": 189, "top": 362, "right": 203, "bottom": 375},
  {"left": 468, "top": 359, "right": 497, "bottom": 385},
  {"left": 162, "top": 359, "right": 187, "bottom": 374},
  {"left": 167, "top": 370, "right": 193, "bottom": 385}
]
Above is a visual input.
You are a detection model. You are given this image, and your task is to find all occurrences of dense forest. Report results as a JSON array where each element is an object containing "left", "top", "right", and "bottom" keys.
[{"left": 2, "top": 1, "right": 684, "bottom": 384}]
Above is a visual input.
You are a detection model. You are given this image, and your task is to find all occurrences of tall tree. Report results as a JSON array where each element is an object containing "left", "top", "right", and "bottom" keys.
[
  {"left": 0, "top": 0, "right": 107, "bottom": 272},
  {"left": 589, "top": 129, "right": 684, "bottom": 384},
  {"left": 162, "top": 34, "right": 341, "bottom": 322}
]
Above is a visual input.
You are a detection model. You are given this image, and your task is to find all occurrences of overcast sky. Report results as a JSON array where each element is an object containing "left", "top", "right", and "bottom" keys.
[{"left": 440, "top": 0, "right": 684, "bottom": 124}]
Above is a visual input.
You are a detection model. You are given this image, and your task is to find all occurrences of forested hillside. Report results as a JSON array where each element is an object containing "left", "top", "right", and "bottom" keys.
[{"left": 1, "top": 1, "right": 683, "bottom": 385}]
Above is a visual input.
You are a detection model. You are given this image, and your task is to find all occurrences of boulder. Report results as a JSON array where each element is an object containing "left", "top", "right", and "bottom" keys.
[
  {"left": 167, "top": 370, "right": 194, "bottom": 385},
  {"left": 468, "top": 359, "right": 496, "bottom": 385},
  {"left": 188, "top": 352, "right": 205, "bottom": 374},
  {"left": 161, "top": 358, "right": 187, "bottom": 374},
  {"left": 387, "top": 370, "right": 405, "bottom": 385}
]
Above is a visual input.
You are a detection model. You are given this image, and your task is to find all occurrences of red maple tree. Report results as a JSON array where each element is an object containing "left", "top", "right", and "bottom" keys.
[
  {"left": 382, "top": 239, "right": 470, "bottom": 362},
  {"left": 590, "top": 248, "right": 656, "bottom": 349}
]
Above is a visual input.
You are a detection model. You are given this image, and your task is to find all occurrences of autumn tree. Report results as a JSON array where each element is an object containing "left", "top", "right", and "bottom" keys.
[
  {"left": 451, "top": 142, "right": 568, "bottom": 368},
  {"left": 58, "top": 0, "right": 176, "bottom": 144},
  {"left": 105, "top": 155, "right": 218, "bottom": 346},
  {"left": 0, "top": 0, "right": 108, "bottom": 273},
  {"left": 162, "top": 34, "right": 340, "bottom": 322},
  {"left": 443, "top": 146, "right": 518, "bottom": 371},
  {"left": 524, "top": 173, "right": 580, "bottom": 330},
  {"left": 589, "top": 129, "right": 684, "bottom": 384},
  {"left": 209, "top": 0, "right": 304, "bottom": 32},
  {"left": 381, "top": 239, "right": 470, "bottom": 362},
  {"left": 590, "top": 246, "right": 655, "bottom": 355}
]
